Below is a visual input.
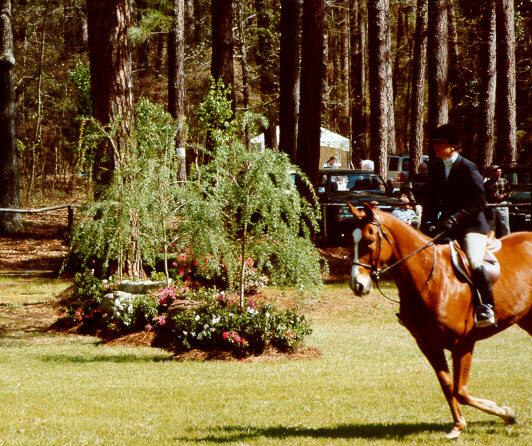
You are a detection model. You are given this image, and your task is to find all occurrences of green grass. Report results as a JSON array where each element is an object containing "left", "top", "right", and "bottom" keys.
[
  {"left": 0, "top": 277, "right": 70, "bottom": 305},
  {"left": 0, "top": 280, "right": 530, "bottom": 445}
]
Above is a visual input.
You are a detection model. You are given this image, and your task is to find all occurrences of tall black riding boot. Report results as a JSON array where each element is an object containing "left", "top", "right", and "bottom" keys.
[{"left": 471, "top": 266, "right": 497, "bottom": 328}]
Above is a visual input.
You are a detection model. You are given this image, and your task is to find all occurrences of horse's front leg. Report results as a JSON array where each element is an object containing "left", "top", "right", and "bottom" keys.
[
  {"left": 417, "top": 342, "right": 466, "bottom": 439},
  {"left": 452, "top": 344, "right": 517, "bottom": 425}
]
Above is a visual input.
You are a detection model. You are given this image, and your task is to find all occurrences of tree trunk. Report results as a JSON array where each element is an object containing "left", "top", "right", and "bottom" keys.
[
  {"left": 168, "top": 0, "right": 186, "bottom": 181},
  {"left": 255, "top": 0, "right": 278, "bottom": 150},
  {"left": 279, "top": 0, "right": 301, "bottom": 162},
  {"left": 0, "top": 0, "right": 22, "bottom": 232},
  {"left": 349, "top": 0, "right": 367, "bottom": 163},
  {"left": 87, "top": 0, "right": 134, "bottom": 194},
  {"left": 296, "top": 0, "right": 324, "bottom": 187},
  {"left": 408, "top": 0, "right": 428, "bottom": 176},
  {"left": 478, "top": 0, "right": 496, "bottom": 170},
  {"left": 235, "top": 0, "right": 251, "bottom": 147},
  {"left": 496, "top": 0, "right": 517, "bottom": 164},
  {"left": 368, "top": 0, "right": 394, "bottom": 177},
  {"left": 427, "top": 0, "right": 448, "bottom": 158},
  {"left": 211, "top": 0, "right": 235, "bottom": 110},
  {"left": 447, "top": 0, "right": 461, "bottom": 121}
]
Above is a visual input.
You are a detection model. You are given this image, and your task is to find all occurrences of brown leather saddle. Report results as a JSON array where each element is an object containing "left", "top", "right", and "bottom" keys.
[{"left": 449, "top": 237, "right": 501, "bottom": 285}]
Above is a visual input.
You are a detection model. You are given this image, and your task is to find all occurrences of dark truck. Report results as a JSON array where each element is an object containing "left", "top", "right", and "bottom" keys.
[
  {"left": 502, "top": 165, "right": 531, "bottom": 232},
  {"left": 317, "top": 169, "right": 403, "bottom": 245}
]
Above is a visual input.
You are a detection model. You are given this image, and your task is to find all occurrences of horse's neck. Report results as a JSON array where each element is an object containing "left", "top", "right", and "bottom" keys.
[{"left": 382, "top": 215, "right": 441, "bottom": 296}]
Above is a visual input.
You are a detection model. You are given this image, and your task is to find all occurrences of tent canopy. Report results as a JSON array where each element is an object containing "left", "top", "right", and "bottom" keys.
[{"left": 251, "top": 126, "right": 350, "bottom": 152}]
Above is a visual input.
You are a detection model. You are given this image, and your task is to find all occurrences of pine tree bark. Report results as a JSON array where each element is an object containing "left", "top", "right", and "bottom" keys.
[
  {"left": 0, "top": 0, "right": 22, "bottom": 232},
  {"left": 296, "top": 0, "right": 324, "bottom": 187},
  {"left": 478, "top": 0, "right": 496, "bottom": 169},
  {"left": 408, "top": 0, "right": 427, "bottom": 176},
  {"left": 168, "top": 0, "right": 186, "bottom": 181},
  {"left": 255, "top": 0, "right": 278, "bottom": 150},
  {"left": 427, "top": 0, "right": 448, "bottom": 157},
  {"left": 368, "top": 0, "right": 394, "bottom": 177},
  {"left": 349, "top": 0, "right": 367, "bottom": 163},
  {"left": 496, "top": 0, "right": 517, "bottom": 164},
  {"left": 447, "top": 0, "right": 461, "bottom": 121},
  {"left": 87, "top": 0, "right": 134, "bottom": 193},
  {"left": 211, "top": 0, "right": 235, "bottom": 109},
  {"left": 279, "top": 0, "right": 301, "bottom": 162},
  {"left": 235, "top": 0, "right": 251, "bottom": 147}
]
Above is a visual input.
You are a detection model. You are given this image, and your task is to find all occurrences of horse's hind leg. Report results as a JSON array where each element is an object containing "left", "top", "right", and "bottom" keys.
[
  {"left": 453, "top": 344, "right": 517, "bottom": 425},
  {"left": 417, "top": 343, "right": 466, "bottom": 439}
]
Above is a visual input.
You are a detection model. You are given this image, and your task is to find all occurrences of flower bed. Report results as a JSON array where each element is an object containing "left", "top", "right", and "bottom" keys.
[{"left": 60, "top": 270, "right": 312, "bottom": 358}]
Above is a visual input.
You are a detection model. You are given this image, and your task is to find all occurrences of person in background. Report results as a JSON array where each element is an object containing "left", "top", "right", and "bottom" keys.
[
  {"left": 485, "top": 165, "right": 511, "bottom": 237},
  {"left": 392, "top": 184, "right": 421, "bottom": 228},
  {"left": 323, "top": 156, "right": 338, "bottom": 168},
  {"left": 424, "top": 123, "right": 496, "bottom": 328}
]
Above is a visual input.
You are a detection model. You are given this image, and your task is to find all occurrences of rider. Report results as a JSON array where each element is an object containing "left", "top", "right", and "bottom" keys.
[{"left": 424, "top": 123, "right": 496, "bottom": 328}]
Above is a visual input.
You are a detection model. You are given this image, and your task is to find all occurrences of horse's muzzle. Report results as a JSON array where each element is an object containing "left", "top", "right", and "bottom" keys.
[{"left": 350, "top": 266, "right": 372, "bottom": 296}]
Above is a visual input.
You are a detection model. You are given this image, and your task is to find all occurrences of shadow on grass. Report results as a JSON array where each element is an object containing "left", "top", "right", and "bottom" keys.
[
  {"left": 177, "top": 422, "right": 450, "bottom": 443},
  {"left": 40, "top": 352, "right": 174, "bottom": 363}
]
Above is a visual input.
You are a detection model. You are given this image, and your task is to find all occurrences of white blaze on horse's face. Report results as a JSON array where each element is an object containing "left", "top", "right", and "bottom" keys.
[{"left": 350, "top": 228, "right": 372, "bottom": 296}]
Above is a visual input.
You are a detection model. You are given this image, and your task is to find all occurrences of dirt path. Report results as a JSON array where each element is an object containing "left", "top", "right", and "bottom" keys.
[{"left": 0, "top": 301, "right": 60, "bottom": 337}]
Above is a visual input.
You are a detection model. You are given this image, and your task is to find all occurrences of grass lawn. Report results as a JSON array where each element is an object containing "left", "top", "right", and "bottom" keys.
[{"left": 0, "top": 279, "right": 530, "bottom": 445}]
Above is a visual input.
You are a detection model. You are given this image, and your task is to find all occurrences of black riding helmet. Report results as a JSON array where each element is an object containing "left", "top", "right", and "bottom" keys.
[{"left": 432, "top": 123, "right": 461, "bottom": 146}]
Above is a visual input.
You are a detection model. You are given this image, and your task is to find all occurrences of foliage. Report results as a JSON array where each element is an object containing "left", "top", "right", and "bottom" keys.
[
  {"left": 70, "top": 99, "right": 183, "bottom": 277},
  {"left": 154, "top": 288, "right": 312, "bottom": 355},
  {"left": 179, "top": 137, "right": 325, "bottom": 303},
  {"left": 197, "top": 78, "right": 235, "bottom": 138},
  {"left": 68, "top": 62, "right": 92, "bottom": 117},
  {"left": 64, "top": 270, "right": 160, "bottom": 335}
]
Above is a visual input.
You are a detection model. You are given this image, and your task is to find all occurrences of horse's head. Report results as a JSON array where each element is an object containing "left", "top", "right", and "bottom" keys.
[{"left": 347, "top": 202, "right": 394, "bottom": 296}]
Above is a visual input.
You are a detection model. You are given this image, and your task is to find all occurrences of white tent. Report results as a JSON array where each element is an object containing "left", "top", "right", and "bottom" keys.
[{"left": 251, "top": 126, "right": 350, "bottom": 167}]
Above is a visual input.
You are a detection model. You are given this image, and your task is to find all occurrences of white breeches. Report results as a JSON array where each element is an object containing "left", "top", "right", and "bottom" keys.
[{"left": 463, "top": 232, "right": 488, "bottom": 269}]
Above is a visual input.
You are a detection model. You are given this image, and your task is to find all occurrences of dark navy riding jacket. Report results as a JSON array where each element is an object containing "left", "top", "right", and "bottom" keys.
[{"left": 426, "top": 154, "right": 489, "bottom": 236}]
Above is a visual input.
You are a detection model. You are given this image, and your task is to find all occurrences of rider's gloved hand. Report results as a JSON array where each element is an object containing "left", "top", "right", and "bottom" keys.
[{"left": 440, "top": 215, "right": 458, "bottom": 233}]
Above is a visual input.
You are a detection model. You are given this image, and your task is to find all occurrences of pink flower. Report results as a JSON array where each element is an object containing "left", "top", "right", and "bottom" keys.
[{"left": 154, "top": 315, "right": 166, "bottom": 326}]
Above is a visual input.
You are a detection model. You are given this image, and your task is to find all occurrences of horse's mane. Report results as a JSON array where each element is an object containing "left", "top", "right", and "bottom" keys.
[{"left": 377, "top": 208, "right": 431, "bottom": 246}]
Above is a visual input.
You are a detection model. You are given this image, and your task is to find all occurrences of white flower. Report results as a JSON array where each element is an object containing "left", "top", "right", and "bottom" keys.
[
  {"left": 211, "top": 316, "right": 221, "bottom": 324},
  {"left": 195, "top": 315, "right": 200, "bottom": 321}
]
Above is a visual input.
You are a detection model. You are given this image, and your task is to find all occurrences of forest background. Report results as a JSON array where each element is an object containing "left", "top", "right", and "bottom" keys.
[{"left": 0, "top": 0, "right": 530, "bottom": 233}]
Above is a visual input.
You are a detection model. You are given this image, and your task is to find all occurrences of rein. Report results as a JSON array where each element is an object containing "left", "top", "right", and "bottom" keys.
[{"left": 352, "top": 221, "right": 444, "bottom": 303}]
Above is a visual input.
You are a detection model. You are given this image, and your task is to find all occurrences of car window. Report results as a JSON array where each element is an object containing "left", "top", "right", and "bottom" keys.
[
  {"left": 348, "top": 174, "right": 384, "bottom": 191},
  {"left": 388, "top": 157, "right": 399, "bottom": 171},
  {"left": 402, "top": 157, "right": 410, "bottom": 172},
  {"left": 504, "top": 171, "right": 531, "bottom": 187}
]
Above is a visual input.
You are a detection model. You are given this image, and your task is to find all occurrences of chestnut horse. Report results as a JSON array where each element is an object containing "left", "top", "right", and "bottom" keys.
[{"left": 348, "top": 203, "right": 531, "bottom": 439}]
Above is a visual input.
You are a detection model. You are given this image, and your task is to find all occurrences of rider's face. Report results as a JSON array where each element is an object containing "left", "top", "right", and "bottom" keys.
[{"left": 434, "top": 142, "right": 455, "bottom": 160}]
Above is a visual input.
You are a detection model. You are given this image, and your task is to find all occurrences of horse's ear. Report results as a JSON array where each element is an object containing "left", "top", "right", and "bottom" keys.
[
  {"left": 348, "top": 202, "right": 367, "bottom": 221},
  {"left": 363, "top": 202, "right": 376, "bottom": 219}
]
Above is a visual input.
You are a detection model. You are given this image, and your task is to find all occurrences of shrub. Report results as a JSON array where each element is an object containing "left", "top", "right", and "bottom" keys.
[{"left": 154, "top": 289, "right": 312, "bottom": 356}]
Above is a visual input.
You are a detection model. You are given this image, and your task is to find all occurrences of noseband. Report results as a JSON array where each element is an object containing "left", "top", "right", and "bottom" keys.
[{"left": 352, "top": 220, "right": 391, "bottom": 282}]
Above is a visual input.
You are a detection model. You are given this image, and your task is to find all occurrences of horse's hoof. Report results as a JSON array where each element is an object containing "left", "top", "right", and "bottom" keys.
[
  {"left": 502, "top": 406, "right": 517, "bottom": 425},
  {"left": 445, "top": 426, "right": 463, "bottom": 440}
]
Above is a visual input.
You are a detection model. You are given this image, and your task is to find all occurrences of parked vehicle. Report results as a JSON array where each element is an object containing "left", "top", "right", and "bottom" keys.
[
  {"left": 317, "top": 169, "right": 403, "bottom": 245},
  {"left": 387, "top": 154, "right": 429, "bottom": 190},
  {"left": 502, "top": 165, "right": 531, "bottom": 232}
]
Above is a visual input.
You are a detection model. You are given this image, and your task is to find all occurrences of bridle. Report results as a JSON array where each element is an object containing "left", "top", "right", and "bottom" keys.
[{"left": 352, "top": 219, "right": 443, "bottom": 302}]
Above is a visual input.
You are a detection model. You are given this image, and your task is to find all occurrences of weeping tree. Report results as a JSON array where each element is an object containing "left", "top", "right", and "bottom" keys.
[{"left": 185, "top": 81, "right": 325, "bottom": 306}]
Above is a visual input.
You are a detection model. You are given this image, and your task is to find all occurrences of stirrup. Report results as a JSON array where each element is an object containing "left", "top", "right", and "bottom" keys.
[{"left": 475, "top": 305, "right": 497, "bottom": 328}]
